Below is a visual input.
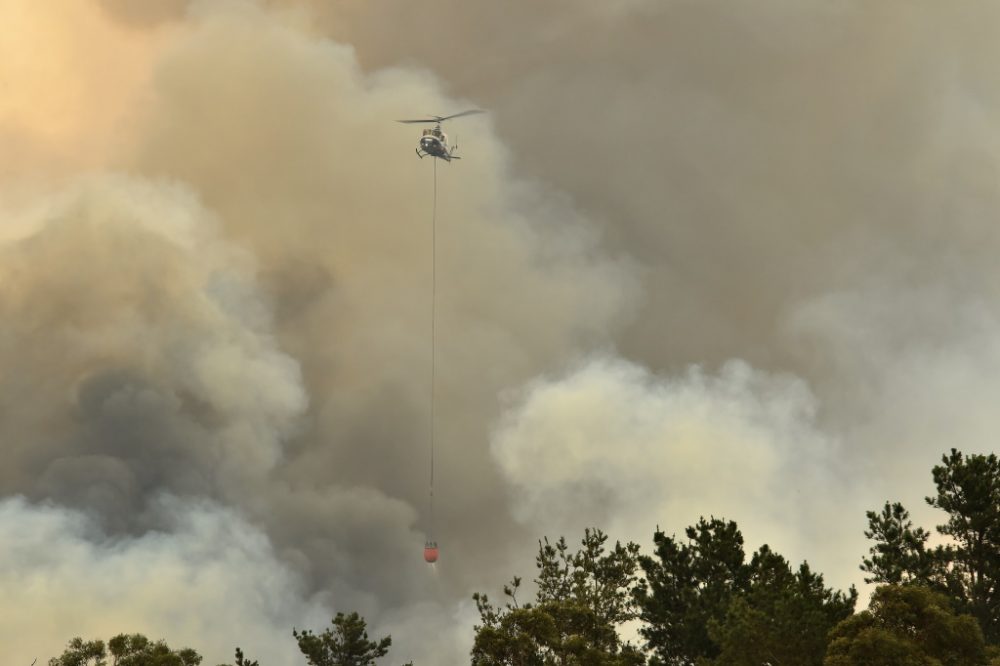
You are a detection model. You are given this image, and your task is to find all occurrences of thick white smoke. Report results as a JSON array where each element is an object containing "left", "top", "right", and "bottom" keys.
[
  {"left": 0, "top": 495, "right": 330, "bottom": 665},
  {"left": 491, "top": 356, "right": 859, "bottom": 590},
  {"left": 788, "top": 280, "right": 1000, "bottom": 535}
]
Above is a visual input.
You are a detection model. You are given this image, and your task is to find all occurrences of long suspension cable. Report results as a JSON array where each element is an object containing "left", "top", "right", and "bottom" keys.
[{"left": 429, "top": 157, "right": 437, "bottom": 539}]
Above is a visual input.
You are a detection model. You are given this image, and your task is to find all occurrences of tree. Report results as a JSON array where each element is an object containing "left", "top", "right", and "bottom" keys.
[
  {"left": 471, "top": 528, "right": 645, "bottom": 665},
  {"left": 825, "top": 584, "right": 987, "bottom": 666},
  {"left": 928, "top": 449, "right": 1000, "bottom": 643},
  {"left": 227, "top": 647, "right": 259, "bottom": 666},
  {"left": 635, "top": 518, "right": 855, "bottom": 665},
  {"left": 48, "top": 638, "right": 105, "bottom": 666},
  {"left": 863, "top": 450, "right": 1000, "bottom": 644},
  {"left": 634, "top": 517, "right": 750, "bottom": 665},
  {"left": 294, "top": 612, "right": 409, "bottom": 666},
  {"left": 49, "top": 634, "right": 201, "bottom": 666},
  {"left": 860, "top": 502, "right": 939, "bottom": 586},
  {"left": 709, "top": 546, "right": 856, "bottom": 666}
]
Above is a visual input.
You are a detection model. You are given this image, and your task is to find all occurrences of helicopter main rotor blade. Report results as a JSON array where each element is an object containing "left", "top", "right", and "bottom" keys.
[
  {"left": 396, "top": 110, "right": 484, "bottom": 124},
  {"left": 436, "top": 109, "right": 485, "bottom": 122}
]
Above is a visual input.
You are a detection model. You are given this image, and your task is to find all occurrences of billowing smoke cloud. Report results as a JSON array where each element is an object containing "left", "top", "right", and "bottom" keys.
[
  {"left": 317, "top": 0, "right": 1000, "bottom": 370},
  {"left": 1, "top": 1, "right": 638, "bottom": 662},
  {"left": 491, "top": 356, "right": 857, "bottom": 589},
  {"left": 0, "top": 174, "right": 305, "bottom": 523},
  {"left": 789, "top": 281, "right": 1000, "bottom": 521},
  {"left": 296, "top": 0, "right": 1000, "bottom": 582},
  {"left": 0, "top": 495, "right": 330, "bottom": 665},
  {"left": 7, "top": 0, "right": 1000, "bottom": 663},
  {"left": 116, "top": 0, "right": 638, "bottom": 603}
]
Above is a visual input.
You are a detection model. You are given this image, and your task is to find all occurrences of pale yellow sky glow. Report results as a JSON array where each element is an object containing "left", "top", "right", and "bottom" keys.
[{"left": 0, "top": 1, "right": 173, "bottom": 177}]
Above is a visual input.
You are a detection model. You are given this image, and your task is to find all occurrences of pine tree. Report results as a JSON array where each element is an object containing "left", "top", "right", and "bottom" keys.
[
  {"left": 863, "top": 449, "right": 1000, "bottom": 644},
  {"left": 472, "top": 529, "right": 645, "bottom": 665},
  {"left": 294, "top": 612, "right": 408, "bottom": 666}
]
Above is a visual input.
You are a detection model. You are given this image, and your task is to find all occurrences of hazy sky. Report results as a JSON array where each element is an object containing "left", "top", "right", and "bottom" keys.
[{"left": 3, "top": 1, "right": 1000, "bottom": 663}]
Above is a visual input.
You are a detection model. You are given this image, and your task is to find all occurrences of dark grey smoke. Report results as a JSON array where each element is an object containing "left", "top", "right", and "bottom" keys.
[
  {"left": 316, "top": 0, "right": 1000, "bottom": 371},
  {"left": 307, "top": 0, "right": 1000, "bottom": 514}
]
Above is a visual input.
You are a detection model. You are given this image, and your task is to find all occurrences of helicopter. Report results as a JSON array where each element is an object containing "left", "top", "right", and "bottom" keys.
[{"left": 397, "top": 109, "right": 484, "bottom": 161}]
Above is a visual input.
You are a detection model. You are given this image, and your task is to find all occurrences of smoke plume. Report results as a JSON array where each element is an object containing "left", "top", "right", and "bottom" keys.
[{"left": 5, "top": 0, "right": 1000, "bottom": 663}]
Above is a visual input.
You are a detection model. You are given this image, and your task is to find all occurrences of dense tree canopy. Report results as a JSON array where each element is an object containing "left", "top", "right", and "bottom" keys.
[
  {"left": 825, "top": 584, "right": 988, "bottom": 666},
  {"left": 635, "top": 518, "right": 854, "bottom": 665},
  {"left": 709, "top": 546, "right": 856, "bottom": 666},
  {"left": 634, "top": 518, "right": 748, "bottom": 665}
]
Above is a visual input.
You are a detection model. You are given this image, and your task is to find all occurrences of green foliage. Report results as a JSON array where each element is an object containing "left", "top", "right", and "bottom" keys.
[
  {"left": 927, "top": 449, "right": 1000, "bottom": 643},
  {"left": 709, "top": 546, "right": 856, "bottom": 666},
  {"left": 634, "top": 517, "right": 750, "bottom": 665},
  {"left": 471, "top": 528, "right": 645, "bottom": 665},
  {"left": 861, "top": 502, "right": 939, "bottom": 586},
  {"left": 49, "top": 638, "right": 106, "bottom": 666},
  {"left": 226, "top": 647, "right": 259, "bottom": 666},
  {"left": 294, "top": 612, "right": 408, "bottom": 666},
  {"left": 864, "top": 450, "right": 1000, "bottom": 644},
  {"left": 49, "top": 634, "right": 201, "bottom": 666},
  {"left": 635, "top": 517, "right": 855, "bottom": 665},
  {"left": 825, "top": 584, "right": 987, "bottom": 665}
]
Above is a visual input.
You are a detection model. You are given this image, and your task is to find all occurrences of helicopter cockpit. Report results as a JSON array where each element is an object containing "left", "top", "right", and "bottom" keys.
[{"left": 398, "top": 109, "right": 483, "bottom": 161}]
